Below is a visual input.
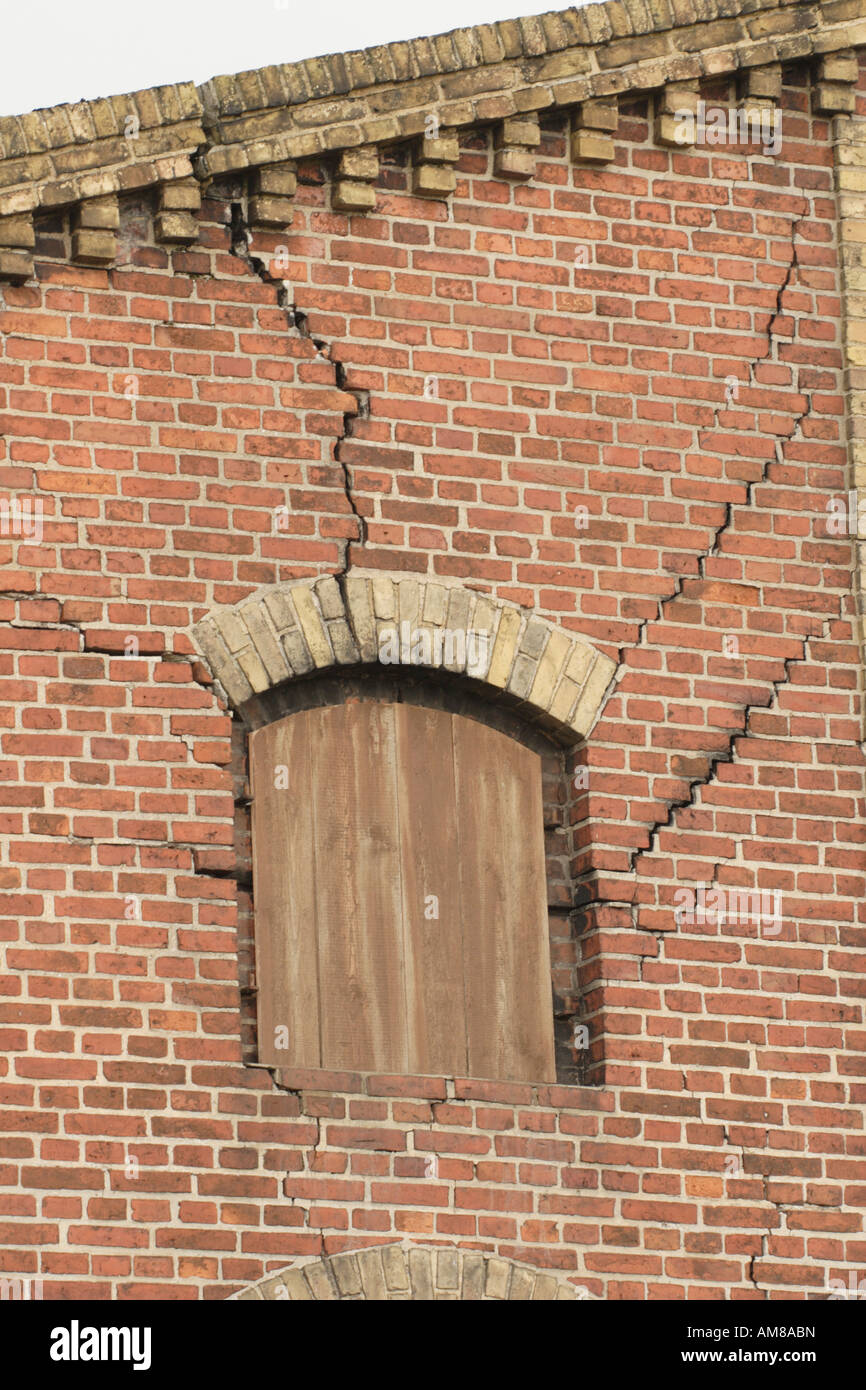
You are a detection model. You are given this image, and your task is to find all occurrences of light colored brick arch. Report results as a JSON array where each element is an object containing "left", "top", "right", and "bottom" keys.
[
  {"left": 192, "top": 572, "right": 616, "bottom": 743},
  {"left": 228, "top": 1242, "right": 594, "bottom": 1300}
]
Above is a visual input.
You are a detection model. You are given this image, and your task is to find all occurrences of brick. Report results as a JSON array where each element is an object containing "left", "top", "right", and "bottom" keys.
[
  {"left": 0, "top": 215, "right": 35, "bottom": 248},
  {"left": 570, "top": 130, "right": 615, "bottom": 162},
  {"left": 289, "top": 585, "right": 333, "bottom": 668},
  {"left": 494, "top": 148, "right": 536, "bottom": 180},
  {"left": 328, "top": 1251, "right": 362, "bottom": 1295},
  {"left": 578, "top": 98, "right": 618, "bottom": 132},
  {"left": 815, "top": 83, "right": 857, "bottom": 113},
  {"left": 338, "top": 147, "right": 379, "bottom": 182},
  {"left": 356, "top": 1246, "right": 388, "bottom": 1299},
  {"left": 0, "top": 247, "right": 32, "bottom": 281},
  {"left": 413, "top": 164, "right": 457, "bottom": 199},
  {"left": 248, "top": 195, "right": 295, "bottom": 228},
  {"left": 74, "top": 196, "right": 120, "bottom": 231},
  {"left": 419, "top": 135, "right": 460, "bottom": 164},
  {"left": 159, "top": 179, "right": 201, "bottom": 212},
  {"left": 486, "top": 607, "right": 522, "bottom": 689},
  {"left": 332, "top": 180, "right": 377, "bottom": 213},
  {"left": 745, "top": 64, "right": 782, "bottom": 102},
  {"left": 256, "top": 163, "right": 298, "bottom": 198},
  {"left": 498, "top": 116, "right": 541, "bottom": 148},
  {"left": 154, "top": 211, "right": 198, "bottom": 243},
  {"left": 71, "top": 229, "right": 116, "bottom": 267}
]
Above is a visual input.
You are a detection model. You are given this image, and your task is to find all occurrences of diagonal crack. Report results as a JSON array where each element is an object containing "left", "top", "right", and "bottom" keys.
[
  {"left": 748, "top": 1240, "right": 766, "bottom": 1296},
  {"left": 618, "top": 203, "right": 815, "bottom": 877},
  {"left": 629, "top": 617, "right": 825, "bottom": 876},
  {"left": 229, "top": 201, "right": 316, "bottom": 342},
  {"left": 332, "top": 360, "right": 369, "bottom": 579},
  {"left": 228, "top": 200, "right": 367, "bottom": 578},
  {"left": 619, "top": 201, "right": 809, "bottom": 669}
]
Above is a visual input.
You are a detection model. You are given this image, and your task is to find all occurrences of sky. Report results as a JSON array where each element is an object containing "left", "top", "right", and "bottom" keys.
[{"left": 0, "top": 0, "right": 576, "bottom": 118}]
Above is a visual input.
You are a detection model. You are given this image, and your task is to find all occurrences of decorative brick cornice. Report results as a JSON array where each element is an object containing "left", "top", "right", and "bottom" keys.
[
  {"left": 0, "top": 0, "right": 864, "bottom": 230},
  {"left": 229, "top": 1241, "right": 593, "bottom": 1299},
  {"left": 191, "top": 574, "right": 617, "bottom": 744},
  {"left": 0, "top": 82, "right": 204, "bottom": 218}
]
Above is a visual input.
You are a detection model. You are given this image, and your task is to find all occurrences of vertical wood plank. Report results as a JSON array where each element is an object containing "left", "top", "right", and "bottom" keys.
[
  {"left": 452, "top": 717, "right": 555, "bottom": 1083},
  {"left": 395, "top": 703, "right": 467, "bottom": 1077},
  {"left": 249, "top": 713, "right": 320, "bottom": 1068},
  {"left": 252, "top": 698, "right": 555, "bottom": 1084},
  {"left": 311, "top": 701, "right": 407, "bottom": 1073}
]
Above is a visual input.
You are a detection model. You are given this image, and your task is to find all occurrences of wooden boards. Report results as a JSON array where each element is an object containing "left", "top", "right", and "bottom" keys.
[
  {"left": 250, "top": 700, "right": 555, "bottom": 1082},
  {"left": 452, "top": 716, "right": 554, "bottom": 1083}
]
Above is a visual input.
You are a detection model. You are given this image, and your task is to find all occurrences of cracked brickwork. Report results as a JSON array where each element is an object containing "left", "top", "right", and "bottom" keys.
[
  {"left": 226, "top": 198, "right": 367, "bottom": 579},
  {"left": 0, "top": 14, "right": 864, "bottom": 1303}
]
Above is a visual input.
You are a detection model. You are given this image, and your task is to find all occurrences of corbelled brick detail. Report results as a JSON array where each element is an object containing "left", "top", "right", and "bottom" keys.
[
  {"left": 249, "top": 161, "right": 297, "bottom": 228},
  {"left": 191, "top": 574, "right": 617, "bottom": 741},
  {"left": 230, "top": 1241, "right": 589, "bottom": 1299},
  {"left": 0, "top": 85, "right": 204, "bottom": 218},
  {"left": 0, "top": 212, "right": 34, "bottom": 281},
  {"left": 2, "top": 0, "right": 865, "bottom": 244},
  {"left": 817, "top": 48, "right": 860, "bottom": 110},
  {"left": 494, "top": 114, "right": 543, "bottom": 179},
  {"left": 655, "top": 80, "right": 699, "bottom": 146},
  {"left": 71, "top": 195, "right": 119, "bottom": 266},
  {"left": 154, "top": 176, "right": 202, "bottom": 244},
  {"left": 333, "top": 147, "right": 380, "bottom": 212},
  {"left": 193, "top": 0, "right": 866, "bottom": 185}
]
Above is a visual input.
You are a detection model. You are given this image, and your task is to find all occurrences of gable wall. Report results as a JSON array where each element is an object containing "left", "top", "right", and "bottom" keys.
[{"left": 0, "top": 49, "right": 864, "bottom": 1299}]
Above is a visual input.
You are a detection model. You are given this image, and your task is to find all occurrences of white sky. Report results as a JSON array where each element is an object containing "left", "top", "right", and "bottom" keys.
[{"left": 0, "top": 0, "right": 576, "bottom": 118}]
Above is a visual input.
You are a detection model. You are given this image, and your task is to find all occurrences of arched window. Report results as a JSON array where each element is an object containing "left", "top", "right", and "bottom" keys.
[
  {"left": 193, "top": 572, "right": 617, "bottom": 1084},
  {"left": 250, "top": 697, "right": 556, "bottom": 1082}
]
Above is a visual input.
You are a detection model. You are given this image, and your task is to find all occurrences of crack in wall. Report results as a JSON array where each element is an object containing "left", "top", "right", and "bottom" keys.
[
  {"left": 228, "top": 199, "right": 367, "bottom": 580},
  {"left": 621, "top": 203, "right": 808, "bottom": 662},
  {"left": 630, "top": 618, "right": 824, "bottom": 879},
  {"left": 698, "top": 617, "right": 832, "bottom": 909},
  {"left": 619, "top": 203, "right": 815, "bottom": 879},
  {"left": 265, "top": 1067, "right": 325, "bottom": 1228},
  {"left": 333, "top": 361, "right": 369, "bottom": 580},
  {"left": 0, "top": 595, "right": 221, "bottom": 717},
  {"left": 1, "top": 598, "right": 84, "bottom": 644},
  {"left": 219, "top": 202, "right": 376, "bottom": 1089},
  {"left": 576, "top": 203, "right": 826, "bottom": 1082}
]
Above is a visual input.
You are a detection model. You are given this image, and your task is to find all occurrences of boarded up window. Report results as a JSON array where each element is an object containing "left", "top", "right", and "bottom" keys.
[{"left": 250, "top": 700, "right": 555, "bottom": 1082}]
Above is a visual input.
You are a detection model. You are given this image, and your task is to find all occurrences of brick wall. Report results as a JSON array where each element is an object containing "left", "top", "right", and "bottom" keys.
[{"left": 0, "top": 52, "right": 864, "bottom": 1300}]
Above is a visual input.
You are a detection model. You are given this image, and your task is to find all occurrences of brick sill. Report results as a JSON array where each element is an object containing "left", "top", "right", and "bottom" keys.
[{"left": 252, "top": 1063, "right": 612, "bottom": 1110}]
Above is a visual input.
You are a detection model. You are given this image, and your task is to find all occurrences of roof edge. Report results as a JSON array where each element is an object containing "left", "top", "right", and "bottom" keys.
[{"left": 0, "top": 0, "right": 863, "bottom": 224}]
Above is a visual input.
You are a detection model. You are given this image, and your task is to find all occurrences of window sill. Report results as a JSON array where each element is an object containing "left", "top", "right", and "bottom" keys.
[{"left": 256, "top": 1063, "right": 611, "bottom": 1110}]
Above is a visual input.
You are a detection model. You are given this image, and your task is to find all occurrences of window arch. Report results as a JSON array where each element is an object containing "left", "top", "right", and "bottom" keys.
[
  {"left": 229, "top": 1242, "right": 594, "bottom": 1300},
  {"left": 191, "top": 573, "right": 618, "bottom": 1084},
  {"left": 191, "top": 573, "right": 615, "bottom": 747}
]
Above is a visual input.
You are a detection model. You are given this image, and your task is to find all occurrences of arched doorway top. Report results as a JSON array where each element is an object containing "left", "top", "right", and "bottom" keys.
[
  {"left": 228, "top": 1241, "right": 596, "bottom": 1300},
  {"left": 192, "top": 573, "right": 616, "bottom": 744}
]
